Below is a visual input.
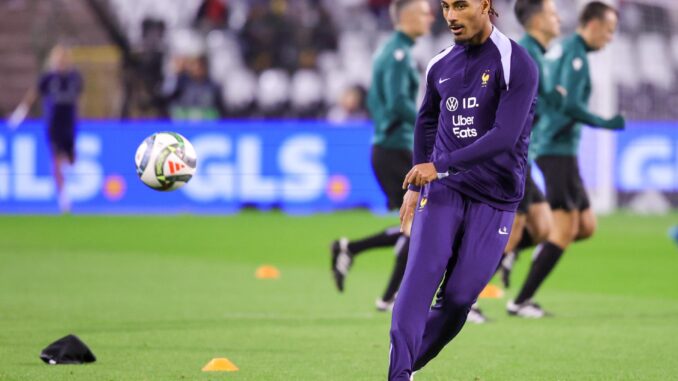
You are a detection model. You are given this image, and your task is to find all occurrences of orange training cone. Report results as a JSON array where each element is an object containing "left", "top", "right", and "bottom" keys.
[
  {"left": 478, "top": 284, "right": 505, "bottom": 299},
  {"left": 202, "top": 357, "right": 239, "bottom": 372},
  {"left": 255, "top": 265, "right": 280, "bottom": 279}
]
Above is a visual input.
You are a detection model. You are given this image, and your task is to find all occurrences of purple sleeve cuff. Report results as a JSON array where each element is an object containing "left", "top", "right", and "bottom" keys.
[
  {"left": 408, "top": 184, "right": 421, "bottom": 192},
  {"left": 432, "top": 158, "right": 447, "bottom": 173}
]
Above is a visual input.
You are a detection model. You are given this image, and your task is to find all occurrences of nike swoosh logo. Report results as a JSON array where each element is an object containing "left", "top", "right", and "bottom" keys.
[
  {"left": 498, "top": 227, "right": 509, "bottom": 235},
  {"left": 439, "top": 78, "right": 451, "bottom": 84}
]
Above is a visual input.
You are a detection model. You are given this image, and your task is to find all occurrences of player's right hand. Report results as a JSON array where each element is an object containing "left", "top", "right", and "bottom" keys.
[
  {"left": 399, "top": 190, "right": 419, "bottom": 236},
  {"left": 402, "top": 163, "right": 438, "bottom": 188},
  {"left": 604, "top": 115, "right": 625, "bottom": 130}
]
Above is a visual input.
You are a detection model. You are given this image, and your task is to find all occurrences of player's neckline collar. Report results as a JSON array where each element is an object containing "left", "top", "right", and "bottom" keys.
[
  {"left": 575, "top": 34, "right": 595, "bottom": 52},
  {"left": 462, "top": 26, "right": 497, "bottom": 53},
  {"left": 395, "top": 30, "right": 415, "bottom": 47},
  {"left": 526, "top": 34, "right": 547, "bottom": 53}
]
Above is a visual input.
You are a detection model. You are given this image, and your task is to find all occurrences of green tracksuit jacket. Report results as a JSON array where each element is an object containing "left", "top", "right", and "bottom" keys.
[
  {"left": 532, "top": 34, "right": 617, "bottom": 157},
  {"left": 518, "top": 33, "right": 565, "bottom": 160},
  {"left": 367, "top": 31, "right": 419, "bottom": 151}
]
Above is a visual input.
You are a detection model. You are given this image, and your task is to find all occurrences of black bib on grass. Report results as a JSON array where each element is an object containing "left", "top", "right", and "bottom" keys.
[{"left": 40, "top": 334, "right": 96, "bottom": 364}]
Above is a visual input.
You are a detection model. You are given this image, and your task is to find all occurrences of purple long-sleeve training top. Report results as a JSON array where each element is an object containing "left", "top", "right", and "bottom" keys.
[{"left": 412, "top": 27, "right": 539, "bottom": 212}]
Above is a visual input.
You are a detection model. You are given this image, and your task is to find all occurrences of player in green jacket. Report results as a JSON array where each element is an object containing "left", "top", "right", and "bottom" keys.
[
  {"left": 491, "top": 0, "right": 561, "bottom": 318},
  {"left": 471, "top": 0, "right": 562, "bottom": 322},
  {"left": 508, "top": 1, "right": 625, "bottom": 316},
  {"left": 330, "top": 0, "right": 434, "bottom": 312}
]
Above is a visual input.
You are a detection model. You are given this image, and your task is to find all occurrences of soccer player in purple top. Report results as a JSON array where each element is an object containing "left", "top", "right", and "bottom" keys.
[
  {"left": 10, "top": 44, "right": 83, "bottom": 213},
  {"left": 387, "top": 0, "right": 538, "bottom": 379}
]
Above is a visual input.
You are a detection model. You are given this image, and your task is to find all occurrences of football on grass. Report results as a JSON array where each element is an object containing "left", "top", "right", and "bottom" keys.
[{"left": 135, "top": 132, "right": 197, "bottom": 191}]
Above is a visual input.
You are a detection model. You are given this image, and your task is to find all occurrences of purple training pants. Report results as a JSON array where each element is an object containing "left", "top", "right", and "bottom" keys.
[{"left": 388, "top": 181, "right": 514, "bottom": 381}]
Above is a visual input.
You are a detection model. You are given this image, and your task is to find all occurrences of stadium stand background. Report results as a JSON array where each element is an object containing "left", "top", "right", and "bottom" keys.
[
  {"left": 0, "top": 0, "right": 677, "bottom": 213},
  {"left": 1, "top": 0, "right": 675, "bottom": 121}
]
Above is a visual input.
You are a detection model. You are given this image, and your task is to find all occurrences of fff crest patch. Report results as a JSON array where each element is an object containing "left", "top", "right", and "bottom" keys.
[{"left": 481, "top": 70, "right": 491, "bottom": 87}]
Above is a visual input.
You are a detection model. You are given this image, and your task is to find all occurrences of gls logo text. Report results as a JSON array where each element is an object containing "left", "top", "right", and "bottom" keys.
[
  {"left": 618, "top": 134, "right": 678, "bottom": 191},
  {"left": 0, "top": 132, "right": 328, "bottom": 204},
  {"left": 184, "top": 134, "right": 327, "bottom": 202},
  {"left": 0, "top": 134, "right": 102, "bottom": 201}
]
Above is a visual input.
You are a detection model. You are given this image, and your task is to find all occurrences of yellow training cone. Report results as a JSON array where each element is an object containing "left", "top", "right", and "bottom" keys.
[
  {"left": 478, "top": 284, "right": 505, "bottom": 299},
  {"left": 255, "top": 265, "right": 280, "bottom": 279},
  {"left": 202, "top": 357, "right": 239, "bottom": 372}
]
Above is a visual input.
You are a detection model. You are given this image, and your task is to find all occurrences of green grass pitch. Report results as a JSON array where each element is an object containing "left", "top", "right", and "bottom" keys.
[{"left": 1, "top": 212, "right": 677, "bottom": 381}]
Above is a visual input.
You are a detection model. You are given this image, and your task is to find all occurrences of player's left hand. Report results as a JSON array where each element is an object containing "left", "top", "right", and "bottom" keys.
[
  {"left": 604, "top": 115, "right": 625, "bottom": 131},
  {"left": 399, "top": 190, "right": 419, "bottom": 236},
  {"left": 7, "top": 103, "right": 29, "bottom": 130},
  {"left": 402, "top": 163, "right": 438, "bottom": 188}
]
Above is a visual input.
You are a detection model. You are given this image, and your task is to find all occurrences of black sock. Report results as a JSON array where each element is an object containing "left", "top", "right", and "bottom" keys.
[
  {"left": 381, "top": 235, "right": 409, "bottom": 302},
  {"left": 515, "top": 229, "right": 534, "bottom": 252},
  {"left": 514, "top": 241, "right": 564, "bottom": 305},
  {"left": 347, "top": 227, "right": 401, "bottom": 256}
]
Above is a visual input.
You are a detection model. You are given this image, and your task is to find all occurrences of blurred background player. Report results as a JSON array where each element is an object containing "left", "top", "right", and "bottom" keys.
[
  {"left": 162, "top": 55, "right": 226, "bottom": 121},
  {"left": 508, "top": 1, "right": 626, "bottom": 317},
  {"left": 8, "top": 44, "right": 83, "bottom": 213},
  {"left": 327, "top": 85, "right": 369, "bottom": 124},
  {"left": 330, "top": 0, "right": 434, "bottom": 312},
  {"left": 472, "top": 0, "right": 562, "bottom": 323},
  {"left": 500, "top": 0, "right": 564, "bottom": 291},
  {"left": 495, "top": 0, "right": 563, "bottom": 313}
]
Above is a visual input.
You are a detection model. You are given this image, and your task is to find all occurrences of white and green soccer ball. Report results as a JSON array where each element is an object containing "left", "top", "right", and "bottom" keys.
[{"left": 135, "top": 132, "right": 197, "bottom": 191}]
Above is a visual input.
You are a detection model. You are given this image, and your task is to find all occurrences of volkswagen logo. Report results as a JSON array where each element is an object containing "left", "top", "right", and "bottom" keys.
[{"left": 446, "top": 97, "right": 458, "bottom": 112}]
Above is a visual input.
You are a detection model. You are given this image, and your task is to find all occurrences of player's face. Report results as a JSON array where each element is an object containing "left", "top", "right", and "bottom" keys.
[
  {"left": 589, "top": 10, "right": 618, "bottom": 51},
  {"left": 187, "top": 59, "right": 207, "bottom": 79},
  {"left": 536, "top": 0, "right": 561, "bottom": 39},
  {"left": 49, "top": 46, "right": 72, "bottom": 72},
  {"left": 441, "top": 0, "right": 491, "bottom": 44},
  {"left": 402, "top": 1, "right": 435, "bottom": 38}
]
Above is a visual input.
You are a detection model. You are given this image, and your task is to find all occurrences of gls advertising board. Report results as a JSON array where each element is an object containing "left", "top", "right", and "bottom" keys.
[
  {"left": 615, "top": 122, "right": 678, "bottom": 192},
  {"left": 0, "top": 121, "right": 674, "bottom": 214},
  {"left": 0, "top": 121, "right": 384, "bottom": 214}
]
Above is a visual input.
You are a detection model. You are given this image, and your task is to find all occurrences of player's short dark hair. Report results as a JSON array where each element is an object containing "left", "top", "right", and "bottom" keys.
[
  {"left": 389, "top": 0, "right": 422, "bottom": 25},
  {"left": 488, "top": 0, "right": 499, "bottom": 17},
  {"left": 394, "top": 0, "right": 497, "bottom": 22},
  {"left": 579, "top": 1, "right": 618, "bottom": 27},
  {"left": 514, "top": 0, "right": 546, "bottom": 27}
]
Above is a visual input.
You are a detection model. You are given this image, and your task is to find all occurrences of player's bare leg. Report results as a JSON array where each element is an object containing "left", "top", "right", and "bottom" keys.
[
  {"left": 575, "top": 207, "right": 596, "bottom": 241},
  {"left": 549, "top": 210, "right": 578, "bottom": 248},
  {"left": 526, "top": 202, "right": 552, "bottom": 243},
  {"left": 52, "top": 152, "right": 72, "bottom": 213},
  {"left": 506, "top": 214, "right": 528, "bottom": 253}
]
